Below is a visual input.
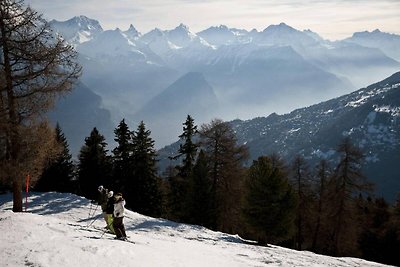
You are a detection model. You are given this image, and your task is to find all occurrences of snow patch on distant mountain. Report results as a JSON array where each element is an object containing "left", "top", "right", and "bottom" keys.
[
  {"left": 197, "top": 25, "right": 250, "bottom": 46},
  {"left": 77, "top": 28, "right": 145, "bottom": 60}
]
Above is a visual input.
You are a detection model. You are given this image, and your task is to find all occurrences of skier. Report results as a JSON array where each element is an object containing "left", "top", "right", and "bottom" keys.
[
  {"left": 96, "top": 185, "right": 109, "bottom": 228},
  {"left": 105, "top": 190, "right": 115, "bottom": 234},
  {"left": 113, "top": 192, "right": 127, "bottom": 240}
]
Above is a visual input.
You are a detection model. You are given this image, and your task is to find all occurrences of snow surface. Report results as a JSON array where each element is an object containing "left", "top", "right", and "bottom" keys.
[{"left": 0, "top": 192, "right": 390, "bottom": 267}]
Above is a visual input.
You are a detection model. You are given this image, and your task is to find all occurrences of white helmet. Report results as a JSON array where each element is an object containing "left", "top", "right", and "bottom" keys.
[
  {"left": 98, "top": 185, "right": 104, "bottom": 192},
  {"left": 108, "top": 191, "right": 114, "bottom": 198}
]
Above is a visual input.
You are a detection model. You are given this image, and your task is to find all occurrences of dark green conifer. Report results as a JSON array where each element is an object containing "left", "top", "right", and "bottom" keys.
[
  {"left": 243, "top": 155, "right": 297, "bottom": 245},
  {"left": 77, "top": 127, "right": 112, "bottom": 200},
  {"left": 186, "top": 150, "right": 213, "bottom": 227},
  {"left": 130, "top": 121, "right": 162, "bottom": 217},
  {"left": 169, "top": 115, "right": 198, "bottom": 221},
  {"left": 112, "top": 119, "right": 133, "bottom": 195}
]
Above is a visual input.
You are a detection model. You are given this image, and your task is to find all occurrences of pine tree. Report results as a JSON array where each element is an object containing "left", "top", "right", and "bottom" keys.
[
  {"left": 112, "top": 119, "right": 133, "bottom": 195},
  {"left": 130, "top": 121, "right": 162, "bottom": 217},
  {"left": 35, "top": 123, "right": 75, "bottom": 193},
  {"left": 242, "top": 155, "right": 297, "bottom": 245},
  {"left": 185, "top": 150, "right": 213, "bottom": 227},
  {"left": 77, "top": 127, "right": 112, "bottom": 200},
  {"left": 176, "top": 115, "right": 198, "bottom": 177},
  {"left": 169, "top": 115, "right": 198, "bottom": 221},
  {"left": 0, "top": 0, "right": 81, "bottom": 211}
]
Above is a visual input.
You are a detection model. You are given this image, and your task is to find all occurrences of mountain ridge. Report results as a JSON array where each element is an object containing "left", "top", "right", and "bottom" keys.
[{"left": 48, "top": 16, "right": 400, "bottom": 149}]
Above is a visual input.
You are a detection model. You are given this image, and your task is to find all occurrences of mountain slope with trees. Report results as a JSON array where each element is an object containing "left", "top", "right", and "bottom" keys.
[{"left": 159, "top": 72, "right": 400, "bottom": 202}]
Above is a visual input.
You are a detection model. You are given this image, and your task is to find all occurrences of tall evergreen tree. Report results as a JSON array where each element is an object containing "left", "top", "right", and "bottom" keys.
[
  {"left": 185, "top": 150, "right": 213, "bottom": 227},
  {"left": 112, "top": 119, "right": 133, "bottom": 195},
  {"left": 169, "top": 115, "right": 198, "bottom": 221},
  {"left": 199, "top": 119, "right": 248, "bottom": 232},
  {"left": 242, "top": 155, "right": 297, "bottom": 245},
  {"left": 130, "top": 121, "right": 162, "bottom": 217},
  {"left": 77, "top": 127, "right": 112, "bottom": 200},
  {"left": 35, "top": 123, "right": 75, "bottom": 193},
  {"left": 176, "top": 115, "right": 198, "bottom": 177}
]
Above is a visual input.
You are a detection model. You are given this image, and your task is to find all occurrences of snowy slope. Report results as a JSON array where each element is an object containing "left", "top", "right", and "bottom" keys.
[{"left": 0, "top": 192, "right": 389, "bottom": 267}]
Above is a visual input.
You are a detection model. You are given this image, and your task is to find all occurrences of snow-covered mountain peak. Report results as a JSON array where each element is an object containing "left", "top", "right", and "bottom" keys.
[
  {"left": 49, "top": 16, "right": 103, "bottom": 45},
  {"left": 125, "top": 24, "right": 140, "bottom": 37},
  {"left": 77, "top": 28, "right": 145, "bottom": 59},
  {"left": 257, "top": 22, "right": 318, "bottom": 47},
  {"left": 64, "top": 15, "right": 101, "bottom": 29},
  {"left": 166, "top": 23, "right": 199, "bottom": 47},
  {"left": 197, "top": 25, "right": 245, "bottom": 46},
  {"left": 263, "top": 22, "right": 297, "bottom": 33},
  {"left": 175, "top": 23, "right": 190, "bottom": 31},
  {"left": 141, "top": 27, "right": 166, "bottom": 42}
]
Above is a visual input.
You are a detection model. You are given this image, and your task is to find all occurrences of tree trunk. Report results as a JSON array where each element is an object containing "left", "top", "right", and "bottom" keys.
[
  {"left": 12, "top": 176, "right": 23, "bottom": 212},
  {"left": 1, "top": 14, "right": 22, "bottom": 212}
]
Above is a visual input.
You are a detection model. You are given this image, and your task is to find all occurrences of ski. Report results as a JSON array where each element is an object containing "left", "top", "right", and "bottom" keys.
[
  {"left": 115, "top": 237, "right": 135, "bottom": 244},
  {"left": 88, "top": 236, "right": 135, "bottom": 244}
]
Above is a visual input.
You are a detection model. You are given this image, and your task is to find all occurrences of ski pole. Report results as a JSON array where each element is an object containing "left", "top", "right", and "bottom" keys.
[
  {"left": 88, "top": 202, "right": 93, "bottom": 220},
  {"left": 100, "top": 219, "right": 114, "bottom": 238},
  {"left": 87, "top": 204, "right": 99, "bottom": 227}
]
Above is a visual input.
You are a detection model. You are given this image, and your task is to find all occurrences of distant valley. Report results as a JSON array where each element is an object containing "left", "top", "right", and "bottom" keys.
[
  {"left": 160, "top": 72, "right": 400, "bottom": 202},
  {"left": 48, "top": 16, "right": 400, "bottom": 155}
]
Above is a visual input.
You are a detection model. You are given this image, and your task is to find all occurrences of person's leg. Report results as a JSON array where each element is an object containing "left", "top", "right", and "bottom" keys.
[
  {"left": 120, "top": 218, "right": 127, "bottom": 238},
  {"left": 103, "top": 212, "right": 108, "bottom": 228},
  {"left": 113, "top": 217, "right": 123, "bottom": 238},
  {"left": 106, "top": 214, "right": 115, "bottom": 234}
]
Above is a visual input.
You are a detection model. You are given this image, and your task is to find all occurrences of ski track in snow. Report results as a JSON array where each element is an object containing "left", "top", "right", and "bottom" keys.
[{"left": 0, "top": 192, "right": 390, "bottom": 267}]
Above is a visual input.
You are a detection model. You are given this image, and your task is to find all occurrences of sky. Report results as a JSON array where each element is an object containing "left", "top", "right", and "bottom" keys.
[
  {"left": 0, "top": 192, "right": 388, "bottom": 266},
  {"left": 24, "top": 0, "right": 400, "bottom": 41}
]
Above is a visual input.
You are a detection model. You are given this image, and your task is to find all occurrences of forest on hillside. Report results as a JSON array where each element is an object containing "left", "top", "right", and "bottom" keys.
[{"left": 2, "top": 116, "right": 398, "bottom": 266}]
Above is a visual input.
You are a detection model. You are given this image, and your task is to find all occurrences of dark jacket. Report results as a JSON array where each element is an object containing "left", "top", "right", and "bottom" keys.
[
  {"left": 97, "top": 189, "right": 108, "bottom": 212},
  {"left": 105, "top": 196, "right": 115, "bottom": 215}
]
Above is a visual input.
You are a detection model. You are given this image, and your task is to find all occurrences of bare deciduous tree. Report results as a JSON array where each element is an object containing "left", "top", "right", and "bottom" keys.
[{"left": 0, "top": 0, "right": 81, "bottom": 211}]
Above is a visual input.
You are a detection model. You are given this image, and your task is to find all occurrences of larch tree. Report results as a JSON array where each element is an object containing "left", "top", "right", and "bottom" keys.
[
  {"left": 330, "top": 137, "right": 372, "bottom": 256},
  {"left": 311, "top": 159, "right": 332, "bottom": 252},
  {"left": 290, "top": 154, "right": 312, "bottom": 250},
  {"left": 199, "top": 119, "right": 248, "bottom": 233},
  {"left": 0, "top": 0, "right": 81, "bottom": 211},
  {"left": 34, "top": 123, "right": 75, "bottom": 193}
]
